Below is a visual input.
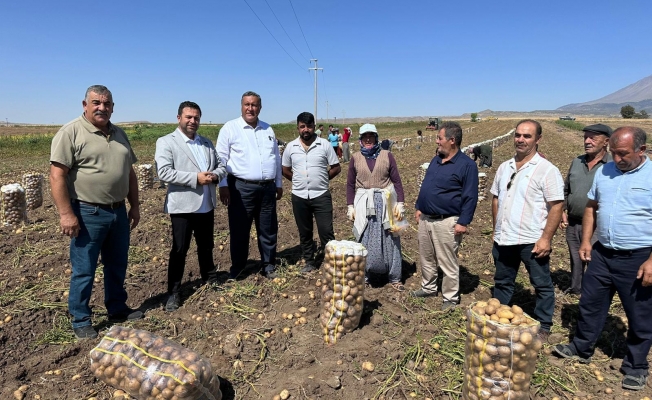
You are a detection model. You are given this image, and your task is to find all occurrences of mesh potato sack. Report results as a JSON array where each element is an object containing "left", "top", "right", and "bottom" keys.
[
  {"left": 136, "top": 164, "right": 155, "bottom": 190},
  {"left": 90, "top": 325, "right": 222, "bottom": 400},
  {"left": 1, "top": 183, "right": 27, "bottom": 226},
  {"left": 320, "top": 240, "right": 367, "bottom": 344},
  {"left": 22, "top": 172, "right": 44, "bottom": 210},
  {"left": 462, "top": 299, "right": 543, "bottom": 400},
  {"left": 417, "top": 163, "right": 430, "bottom": 189}
]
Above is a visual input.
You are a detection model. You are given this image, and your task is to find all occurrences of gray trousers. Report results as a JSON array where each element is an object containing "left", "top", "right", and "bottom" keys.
[
  {"left": 565, "top": 218, "right": 597, "bottom": 292},
  {"left": 342, "top": 142, "right": 350, "bottom": 162}
]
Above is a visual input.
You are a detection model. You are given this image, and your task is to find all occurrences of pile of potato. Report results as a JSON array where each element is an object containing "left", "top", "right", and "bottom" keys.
[
  {"left": 1, "top": 183, "right": 27, "bottom": 226},
  {"left": 478, "top": 172, "right": 487, "bottom": 202},
  {"left": 320, "top": 240, "right": 367, "bottom": 344},
  {"left": 136, "top": 164, "right": 154, "bottom": 190},
  {"left": 462, "top": 299, "right": 543, "bottom": 400},
  {"left": 417, "top": 163, "right": 430, "bottom": 189},
  {"left": 22, "top": 173, "right": 43, "bottom": 210},
  {"left": 90, "top": 326, "right": 222, "bottom": 400}
]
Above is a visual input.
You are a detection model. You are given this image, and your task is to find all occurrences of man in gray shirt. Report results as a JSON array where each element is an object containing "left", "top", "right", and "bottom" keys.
[
  {"left": 560, "top": 123, "right": 612, "bottom": 295},
  {"left": 282, "top": 112, "right": 341, "bottom": 273}
]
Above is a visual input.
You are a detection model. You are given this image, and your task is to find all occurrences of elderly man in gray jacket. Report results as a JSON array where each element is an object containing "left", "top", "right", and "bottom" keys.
[{"left": 155, "top": 101, "right": 226, "bottom": 311}]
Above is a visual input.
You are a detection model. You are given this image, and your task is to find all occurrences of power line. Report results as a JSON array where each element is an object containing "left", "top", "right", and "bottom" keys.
[
  {"left": 242, "top": 0, "right": 305, "bottom": 71},
  {"left": 263, "top": 0, "right": 308, "bottom": 61},
  {"left": 288, "top": 0, "right": 314, "bottom": 59}
]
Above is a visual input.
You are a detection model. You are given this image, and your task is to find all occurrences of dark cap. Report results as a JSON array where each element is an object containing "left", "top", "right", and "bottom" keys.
[{"left": 582, "top": 123, "right": 612, "bottom": 137}]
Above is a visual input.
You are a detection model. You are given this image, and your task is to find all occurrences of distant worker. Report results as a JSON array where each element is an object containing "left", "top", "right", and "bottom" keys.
[
  {"left": 216, "top": 91, "right": 283, "bottom": 280},
  {"left": 559, "top": 123, "right": 612, "bottom": 295},
  {"left": 490, "top": 119, "right": 564, "bottom": 341},
  {"left": 472, "top": 144, "right": 493, "bottom": 167},
  {"left": 554, "top": 127, "right": 652, "bottom": 391},
  {"left": 416, "top": 130, "right": 423, "bottom": 150},
  {"left": 282, "top": 112, "right": 341, "bottom": 274},
  {"left": 155, "top": 101, "right": 227, "bottom": 312},
  {"left": 315, "top": 124, "right": 324, "bottom": 138},
  {"left": 342, "top": 127, "right": 352, "bottom": 162},
  {"left": 412, "top": 122, "right": 479, "bottom": 310},
  {"left": 50, "top": 85, "right": 143, "bottom": 339},
  {"left": 328, "top": 127, "right": 342, "bottom": 158}
]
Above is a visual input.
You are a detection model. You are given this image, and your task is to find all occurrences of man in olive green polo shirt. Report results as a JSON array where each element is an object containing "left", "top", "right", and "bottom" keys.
[{"left": 50, "top": 85, "right": 143, "bottom": 339}]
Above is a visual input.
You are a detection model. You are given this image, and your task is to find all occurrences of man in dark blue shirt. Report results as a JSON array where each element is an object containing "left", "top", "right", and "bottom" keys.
[{"left": 411, "top": 121, "right": 479, "bottom": 309}]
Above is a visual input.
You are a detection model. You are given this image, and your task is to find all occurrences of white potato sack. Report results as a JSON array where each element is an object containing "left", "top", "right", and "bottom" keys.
[
  {"left": 136, "top": 164, "right": 154, "bottom": 190},
  {"left": 462, "top": 299, "right": 543, "bottom": 400},
  {"left": 22, "top": 172, "right": 44, "bottom": 210},
  {"left": 1, "top": 183, "right": 27, "bottom": 226},
  {"left": 320, "top": 240, "right": 367, "bottom": 344},
  {"left": 89, "top": 326, "right": 222, "bottom": 400}
]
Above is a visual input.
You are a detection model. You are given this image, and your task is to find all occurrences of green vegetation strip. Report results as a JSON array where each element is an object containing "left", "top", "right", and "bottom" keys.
[{"left": 555, "top": 120, "right": 585, "bottom": 131}]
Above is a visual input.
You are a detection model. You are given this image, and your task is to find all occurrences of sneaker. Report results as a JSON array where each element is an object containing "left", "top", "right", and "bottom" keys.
[
  {"left": 622, "top": 374, "right": 647, "bottom": 391},
  {"left": 301, "top": 264, "right": 318, "bottom": 274},
  {"left": 410, "top": 289, "right": 437, "bottom": 298},
  {"left": 73, "top": 325, "right": 98, "bottom": 339},
  {"left": 442, "top": 301, "right": 458, "bottom": 311},
  {"left": 108, "top": 308, "right": 144, "bottom": 322},
  {"left": 165, "top": 293, "right": 180, "bottom": 312},
  {"left": 263, "top": 270, "right": 278, "bottom": 279},
  {"left": 552, "top": 344, "right": 591, "bottom": 363}
]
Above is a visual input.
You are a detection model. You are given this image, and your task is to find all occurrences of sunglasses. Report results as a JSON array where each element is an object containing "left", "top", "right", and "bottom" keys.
[{"left": 506, "top": 171, "right": 518, "bottom": 190}]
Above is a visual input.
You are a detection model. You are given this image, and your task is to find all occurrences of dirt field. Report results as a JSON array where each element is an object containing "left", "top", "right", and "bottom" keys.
[{"left": 1, "top": 120, "right": 652, "bottom": 399}]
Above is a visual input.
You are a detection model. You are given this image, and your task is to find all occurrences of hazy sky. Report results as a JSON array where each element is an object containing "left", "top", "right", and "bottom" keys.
[{"left": 1, "top": 0, "right": 651, "bottom": 124}]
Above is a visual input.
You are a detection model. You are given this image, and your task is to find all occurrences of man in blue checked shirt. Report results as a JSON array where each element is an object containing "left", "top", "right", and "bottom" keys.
[{"left": 554, "top": 127, "right": 652, "bottom": 391}]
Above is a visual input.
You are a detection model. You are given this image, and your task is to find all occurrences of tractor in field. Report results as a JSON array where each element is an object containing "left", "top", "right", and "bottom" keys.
[{"left": 426, "top": 117, "right": 440, "bottom": 131}]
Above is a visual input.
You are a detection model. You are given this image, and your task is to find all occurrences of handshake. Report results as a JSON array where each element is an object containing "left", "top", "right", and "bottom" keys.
[{"left": 347, "top": 202, "right": 405, "bottom": 222}]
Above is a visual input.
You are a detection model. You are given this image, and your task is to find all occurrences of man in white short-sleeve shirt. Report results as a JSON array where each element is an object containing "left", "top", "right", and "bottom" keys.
[
  {"left": 490, "top": 119, "right": 564, "bottom": 338},
  {"left": 282, "top": 112, "right": 341, "bottom": 273}
]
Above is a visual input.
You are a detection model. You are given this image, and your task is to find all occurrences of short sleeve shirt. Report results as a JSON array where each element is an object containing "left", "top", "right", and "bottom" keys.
[
  {"left": 50, "top": 115, "right": 137, "bottom": 204},
  {"left": 588, "top": 159, "right": 652, "bottom": 250},
  {"left": 490, "top": 153, "right": 564, "bottom": 245},
  {"left": 282, "top": 137, "right": 339, "bottom": 199}
]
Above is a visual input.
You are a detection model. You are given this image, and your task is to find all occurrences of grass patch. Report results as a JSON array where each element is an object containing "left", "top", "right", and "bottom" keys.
[
  {"left": 32, "top": 313, "right": 76, "bottom": 347},
  {"left": 555, "top": 120, "right": 585, "bottom": 131}
]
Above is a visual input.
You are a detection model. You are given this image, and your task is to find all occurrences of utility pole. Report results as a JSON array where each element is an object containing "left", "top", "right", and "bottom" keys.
[{"left": 309, "top": 59, "right": 322, "bottom": 122}]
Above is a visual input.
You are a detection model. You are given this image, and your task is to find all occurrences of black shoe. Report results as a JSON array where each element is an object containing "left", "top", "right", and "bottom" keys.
[
  {"left": 165, "top": 293, "right": 180, "bottom": 312},
  {"left": 442, "top": 300, "right": 459, "bottom": 311},
  {"left": 300, "top": 264, "right": 318, "bottom": 274},
  {"left": 203, "top": 278, "right": 223, "bottom": 291},
  {"left": 552, "top": 344, "right": 591, "bottom": 363},
  {"left": 410, "top": 289, "right": 437, "bottom": 298},
  {"left": 563, "top": 288, "right": 581, "bottom": 296},
  {"left": 73, "top": 325, "right": 98, "bottom": 339},
  {"left": 108, "top": 308, "right": 144, "bottom": 322},
  {"left": 622, "top": 374, "right": 647, "bottom": 391},
  {"left": 264, "top": 270, "right": 278, "bottom": 279}
]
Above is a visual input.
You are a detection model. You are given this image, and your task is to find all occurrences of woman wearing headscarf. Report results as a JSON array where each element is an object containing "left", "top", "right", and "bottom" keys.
[{"left": 346, "top": 123, "right": 406, "bottom": 291}]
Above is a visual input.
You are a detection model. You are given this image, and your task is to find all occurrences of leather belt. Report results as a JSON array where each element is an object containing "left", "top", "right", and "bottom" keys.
[
  {"left": 73, "top": 199, "right": 125, "bottom": 210},
  {"left": 232, "top": 175, "right": 274, "bottom": 185},
  {"left": 423, "top": 213, "right": 456, "bottom": 220}
]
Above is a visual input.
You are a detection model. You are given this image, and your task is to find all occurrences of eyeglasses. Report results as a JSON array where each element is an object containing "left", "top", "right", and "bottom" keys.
[{"left": 506, "top": 171, "right": 517, "bottom": 190}]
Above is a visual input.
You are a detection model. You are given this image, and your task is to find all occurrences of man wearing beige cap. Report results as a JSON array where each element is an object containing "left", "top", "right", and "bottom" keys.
[{"left": 560, "top": 123, "right": 612, "bottom": 295}]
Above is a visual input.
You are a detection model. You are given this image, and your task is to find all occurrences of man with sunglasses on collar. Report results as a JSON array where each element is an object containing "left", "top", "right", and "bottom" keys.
[{"left": 490, "top": 119, "right": 564, "bottom": 342}]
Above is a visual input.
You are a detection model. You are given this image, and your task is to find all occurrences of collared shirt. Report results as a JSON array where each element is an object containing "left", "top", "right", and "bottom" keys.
[
  {"left": 50, "top": 114, "right": 137, "bottom": 204},
  {"left": 564, "top": 151, "right": 611, "bottom": 221},
  {"left": 184, "top": 130, "right": 212, "bottom": 213},
  {"left": 415, "top": 150, "right": 479, "bottom": 226},
  {"left": 216, "top": 116, "right": 282, "bottom": 187},
  {"left": 282, "top": 137, "right": 339, "bottom": 199},
  {"left": 589, "top": 158, "right": 652, "bottom": 250},
  {"left": 490, "top": 153, "right": 564, "bottom": 245}
]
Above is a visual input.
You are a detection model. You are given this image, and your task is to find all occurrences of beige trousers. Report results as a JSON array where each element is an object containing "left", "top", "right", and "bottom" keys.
[{"left": 418, "top": 215, "right": 462, "bottom": 302}]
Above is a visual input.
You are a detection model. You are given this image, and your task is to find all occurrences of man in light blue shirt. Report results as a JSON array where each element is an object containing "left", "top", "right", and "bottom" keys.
[
  {"left": 216, "top": 91, "right": 283, "bottom": 279},
  {"left": 282, "top": 112, "right": 341, "bottom": 273},
  {"left": 155, "top": 101, "right": 226, "bottom": 311},
  {"left": 554, "top": 127, "right": 652, "bottom": 391}
]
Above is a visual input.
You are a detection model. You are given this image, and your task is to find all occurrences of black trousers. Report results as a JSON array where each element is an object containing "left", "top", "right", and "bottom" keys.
[
  {"left": 291, "top": 192, "right": 335, "bottom": 266},
  {"left": 570, "top": 242, "right": 652, "bottom": 376},
  {"left": 168, "top": 209, "right": 216, "bottom": 294},
  {"left": 227, "top": 175, "right": 278, "bottom": 275}
]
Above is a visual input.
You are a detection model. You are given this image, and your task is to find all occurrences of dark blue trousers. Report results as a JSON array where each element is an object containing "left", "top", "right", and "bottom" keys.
[
  {"left": 492, "top": 242, "right": 555, "bottom": 332},
  {"left": 227, "top": 175, "right": 278, "bottom": 276},
  {"left": 570, "top": 242, "right": 652, "bottom": 376}
]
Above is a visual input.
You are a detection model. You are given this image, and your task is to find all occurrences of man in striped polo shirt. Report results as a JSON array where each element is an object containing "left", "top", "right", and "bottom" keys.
[{"left": 490, "top": 119, "right": 564, "bottom": 340}]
